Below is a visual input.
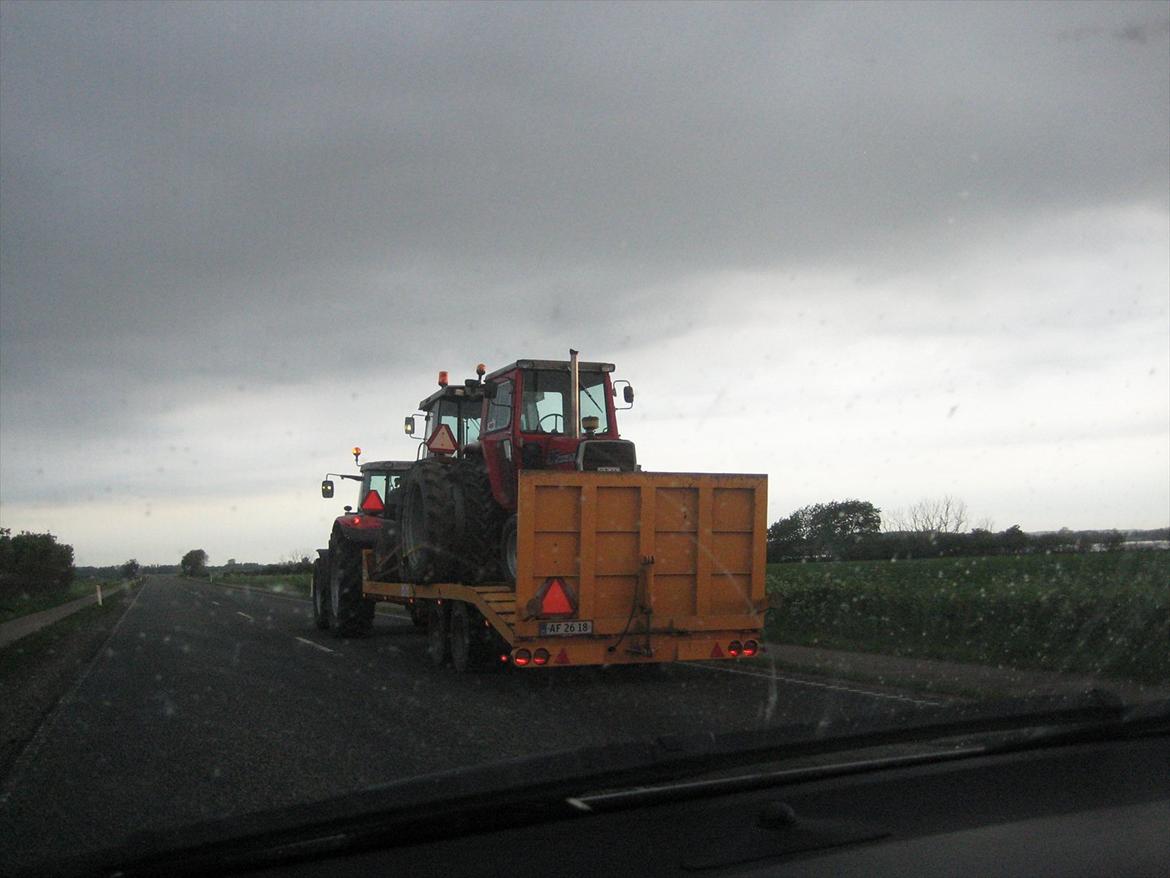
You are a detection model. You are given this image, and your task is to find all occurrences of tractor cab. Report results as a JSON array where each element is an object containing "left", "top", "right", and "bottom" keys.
[
  {"left": 478, "top": 357, "right": 638, "bottom": 510},
  {"left": 406, "top": 369, "right": 492, "bottom": 459},
  {"left": 320, "top": 453, "right": 414, "bottom": 541}
]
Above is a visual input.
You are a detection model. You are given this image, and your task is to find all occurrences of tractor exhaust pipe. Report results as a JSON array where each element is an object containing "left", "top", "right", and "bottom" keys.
[{"left": 570, "top": 348, "right": 580, "bottom": 439}]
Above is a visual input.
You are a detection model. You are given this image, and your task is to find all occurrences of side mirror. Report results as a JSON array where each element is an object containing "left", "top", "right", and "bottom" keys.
[
  {"left": 404, "top": 416, "right": 415, "bottom": 436},
  {"left": 613, "top": 379, "right": 635, "bottom": 410},
  {"left": 321, "top": 480, "right": 335, "bottom": 499}
]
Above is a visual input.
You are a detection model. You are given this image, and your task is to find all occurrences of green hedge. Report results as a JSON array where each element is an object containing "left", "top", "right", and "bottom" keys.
[{"left": 766, "top": 552, "right": 1170, "bottom": 684}]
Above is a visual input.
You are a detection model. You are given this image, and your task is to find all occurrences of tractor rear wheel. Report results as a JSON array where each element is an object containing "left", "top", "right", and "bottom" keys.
[
  {"left": 453, "top": 459, "right": 504, "bottom": 583},
  {"left": 401, "top": 459, "right": 458, "bottom": 583},
  {"left": 330, "top": 533, "right": 372, "bottom": 638},
  {"left": 311, "top": 554, "right": 331, "bottom": 630},
  {"left": 426, "top": 600, "right": 449, "bottom": 666}
]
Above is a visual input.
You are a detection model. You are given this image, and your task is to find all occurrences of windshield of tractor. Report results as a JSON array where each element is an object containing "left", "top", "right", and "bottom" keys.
[
  {"left": 519, "top": 370, "right": 609, "bottom": 435},
  {"left": 361, "top": 473, "right": 401, "bottom": 503},
  {"left": 430, "top": 398, "right": 481, "bottom": 447}
]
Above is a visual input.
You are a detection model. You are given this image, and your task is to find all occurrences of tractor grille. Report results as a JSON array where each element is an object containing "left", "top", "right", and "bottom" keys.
[{"left": 577, "top": 440, "right": 637, "bottom": 472}]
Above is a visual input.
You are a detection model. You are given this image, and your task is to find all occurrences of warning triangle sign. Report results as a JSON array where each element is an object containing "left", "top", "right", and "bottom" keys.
[
  {"left": 426, "top": 423, "right": 458, "bottom": 455},
  {"left": 554, "top": 648, "right": 571, "bottom": 665},
  {"left": 710, "top": 643, "right": 724, "bottom": 659}
]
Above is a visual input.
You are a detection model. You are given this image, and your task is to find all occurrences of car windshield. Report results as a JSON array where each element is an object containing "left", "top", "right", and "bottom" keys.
[{"left": 0, "top": 2, "right": 1166, "bottom": 872}]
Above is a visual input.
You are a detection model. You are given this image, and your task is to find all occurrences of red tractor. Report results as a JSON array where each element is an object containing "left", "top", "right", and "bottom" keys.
[
  {"left": 393, "top": 352, "right": 636, "bottom": 585},
  {"left": 312, "top": 452, "right": 414, "bottom": 636}
]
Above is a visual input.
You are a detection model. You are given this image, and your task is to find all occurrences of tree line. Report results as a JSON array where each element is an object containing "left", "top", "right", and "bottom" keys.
[{"left": 767, "top": 499, "right": 1164, "bottom": 563}]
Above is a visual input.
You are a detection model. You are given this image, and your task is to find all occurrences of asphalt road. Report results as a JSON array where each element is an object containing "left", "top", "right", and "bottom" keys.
[{"left": 0, "top": 576, "right": 951, "bottom": 870}]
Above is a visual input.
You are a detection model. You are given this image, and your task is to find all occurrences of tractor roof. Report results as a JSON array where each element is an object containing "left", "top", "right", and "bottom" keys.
[
  {"left": 359, "top": 460, "right": 414, "bottom": 474},
  {"left": 417, "top": 381, "right": 491, "bottom": 411},
  {"left": 484, "top": 359, "right": 615, "bottom": 382}
]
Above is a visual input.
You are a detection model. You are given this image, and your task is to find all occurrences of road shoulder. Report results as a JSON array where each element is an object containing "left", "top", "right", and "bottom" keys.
[{"left": 0, "top": 584, "right": 140, "bottom": 784}]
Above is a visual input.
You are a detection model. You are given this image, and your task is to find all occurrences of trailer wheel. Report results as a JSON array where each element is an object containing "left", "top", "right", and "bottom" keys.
[
  {"left": 450, "top": 601, "right": 492, "bottom": 673},
  {"left": 311, "top": 554, "right": 331, "bottom": 630},
  {"left": 401, "top": 460, "right": 458, "bottom": 583},
  {"left": 500, "top": 513, "right": 518, "bottom": 584},
  {"left": 426, "top": 600, "right": 449, "bottom": 666},
  {"left": 408, "top": 600, "right": 427, "bottom": 629},
  {"left": 330, "top": 534, "right": 372, "bottom": 638}
]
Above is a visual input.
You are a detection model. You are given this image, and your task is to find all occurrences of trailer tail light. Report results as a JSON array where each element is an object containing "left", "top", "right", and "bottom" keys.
[
  {"left": 533, "top": 648, "right": 550, "bottom": 666},
  {"left": 360, "top": 490, "right": 384, "bottom": 514},
  {"left": 728, "top": 640, "right": 743, "bottom": 658},
  {"left": 513, "top": 649, "right": 532, "bottom": 667},
  {"left": 743, "top": 640, "right": 759, "bottom": 657}
]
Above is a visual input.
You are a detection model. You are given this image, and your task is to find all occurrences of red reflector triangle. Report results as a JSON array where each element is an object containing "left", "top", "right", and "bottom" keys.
[
  {"left": 710, "top": 643, "right": 724, "bottom": 658},
  {"left": 554, "top": 648, "right": 570, "bottom": 665},
  {"left": 426, "top": 424, "right": 458, "bottom": 455},
  {"left": 360, "top": 490, "right": 384, "bottom": 513},
  {"left": 541, "top": 579, "right": 574, "bottom": 615}
]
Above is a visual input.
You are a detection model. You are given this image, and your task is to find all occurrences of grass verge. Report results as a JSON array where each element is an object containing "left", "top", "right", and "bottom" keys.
[
  {"left": 0, "top": 579, "right": 120, "bottom": 625},
  {"left": 766, "top": 552, "right": 1170, "bottom": 684}
]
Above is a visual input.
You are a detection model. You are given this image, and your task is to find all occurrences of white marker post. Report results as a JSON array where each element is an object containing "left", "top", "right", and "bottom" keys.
[{"left": 96, "top": 583, "right": 103, "bottom": 606}]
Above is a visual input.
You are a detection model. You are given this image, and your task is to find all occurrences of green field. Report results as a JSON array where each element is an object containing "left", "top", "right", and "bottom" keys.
[
  {"left": 216, "top": 572, "right": 312, "bottom": 598},
  {"left": 766, "top": 552, "right": 1170, "bottom": 684}
]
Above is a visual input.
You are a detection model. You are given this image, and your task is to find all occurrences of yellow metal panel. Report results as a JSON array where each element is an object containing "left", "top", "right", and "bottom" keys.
[
  {"left": 712, "top": 488, "right": 755, "bottom": 532},
  {"left": 655, "top": 487, "right": 699, "bottom": 532},
  {"left": 517, "top": 470, "right": 768, "bottom": 650}
]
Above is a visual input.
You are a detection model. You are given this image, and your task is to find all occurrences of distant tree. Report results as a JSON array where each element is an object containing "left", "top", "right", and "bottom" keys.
[
  {"left": 0, "top": 529, "right": 74, "bottom": 599},
  {"left": 768, "top": 500, "right": 881, "bottom": 561},
  {"left": 807, "top": 500, "right": 882, "bottom": 560},
  {"left": 119, "top": 559, "right": 140, "bottom": 580},
  {"left": 886, "top": 496, "right": 968, "bottom": 535},
  {"left": 1101, "top": 530, "right": 1125, "bottom": 552},
  {"left": 180, "top": 549, "right": 209, "bottom": 578},
  {"left": 1001, "top": 525, "right": 1029, "bottom": 554}
]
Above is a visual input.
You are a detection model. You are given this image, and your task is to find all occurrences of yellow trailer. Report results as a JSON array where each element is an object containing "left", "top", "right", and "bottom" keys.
[{"left": 361, "top": 470, "right": 768, "bottom": 670}]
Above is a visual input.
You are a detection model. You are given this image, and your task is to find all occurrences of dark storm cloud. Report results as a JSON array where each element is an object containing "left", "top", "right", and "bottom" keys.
[{"left": 1, "top": 1, "right": 1167, "bottom": 432}]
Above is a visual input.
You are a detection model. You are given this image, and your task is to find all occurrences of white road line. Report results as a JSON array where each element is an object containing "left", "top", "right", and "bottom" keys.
[
  {"left": 236, "top": 611, "right": 254, "bottom": 622},
  {"left": 295, "top": 636, "right": 335, "bottom": 654},
  {"left": 678, "top": 661, "right": 947, "bottom": 707},
  {"left": 210, "top": 600, "right": 221, "bottom": 606}
]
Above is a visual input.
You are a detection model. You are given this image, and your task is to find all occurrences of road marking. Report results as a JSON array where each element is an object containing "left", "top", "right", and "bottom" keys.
[
  {"left": 236, "top": 611, "right": 254, "bottom": 622},
  {"left": 678, "top": 661, "right": 948, "bottom": 707},
  {"left": 295, "top": 636, "right": 335, "bottom": 654},
  {"left": 211, "top": 600, "right": 221, "bottom": 606}
]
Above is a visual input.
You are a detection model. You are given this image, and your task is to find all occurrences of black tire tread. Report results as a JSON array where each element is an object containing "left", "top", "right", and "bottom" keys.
[{"left": 331, "top": 533, "right": 371, "bottom": 638}]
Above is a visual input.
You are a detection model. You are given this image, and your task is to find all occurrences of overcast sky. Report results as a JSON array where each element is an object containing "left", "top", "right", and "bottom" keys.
[{"left": 1, "top": 1, "right": 1167, "bottom": 566}]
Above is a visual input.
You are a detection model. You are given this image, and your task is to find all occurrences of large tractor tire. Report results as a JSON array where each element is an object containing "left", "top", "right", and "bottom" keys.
[
  {"left": 329, "top": 533, "right": 374, "bottom": 638},
  {"left": 311, "top": 553, "right": 331, "bottom": 630},
  {"left": 452, "top": 458, "right": 504, "bottom": 583},
  {"left": 401, "top": 459, "right": 459, "bottom": 583}
]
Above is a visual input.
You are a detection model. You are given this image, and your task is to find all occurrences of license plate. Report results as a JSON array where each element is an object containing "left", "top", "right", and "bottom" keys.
[{"left": 538, "top": 620, "right": 593, "bottom": 636}]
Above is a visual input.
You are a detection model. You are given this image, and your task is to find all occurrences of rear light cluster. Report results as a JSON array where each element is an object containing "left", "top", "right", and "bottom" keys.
[
  {"left": 727, "top": 639, "right": 759, "bottom": 658},
  {"left": 511, "top": 648, "right": 552, "bottom": 667}
]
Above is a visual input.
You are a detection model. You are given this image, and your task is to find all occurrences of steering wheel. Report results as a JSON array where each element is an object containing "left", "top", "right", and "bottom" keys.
[{"left": 538, "top": 412, "right": 564, "bottom": 433}]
